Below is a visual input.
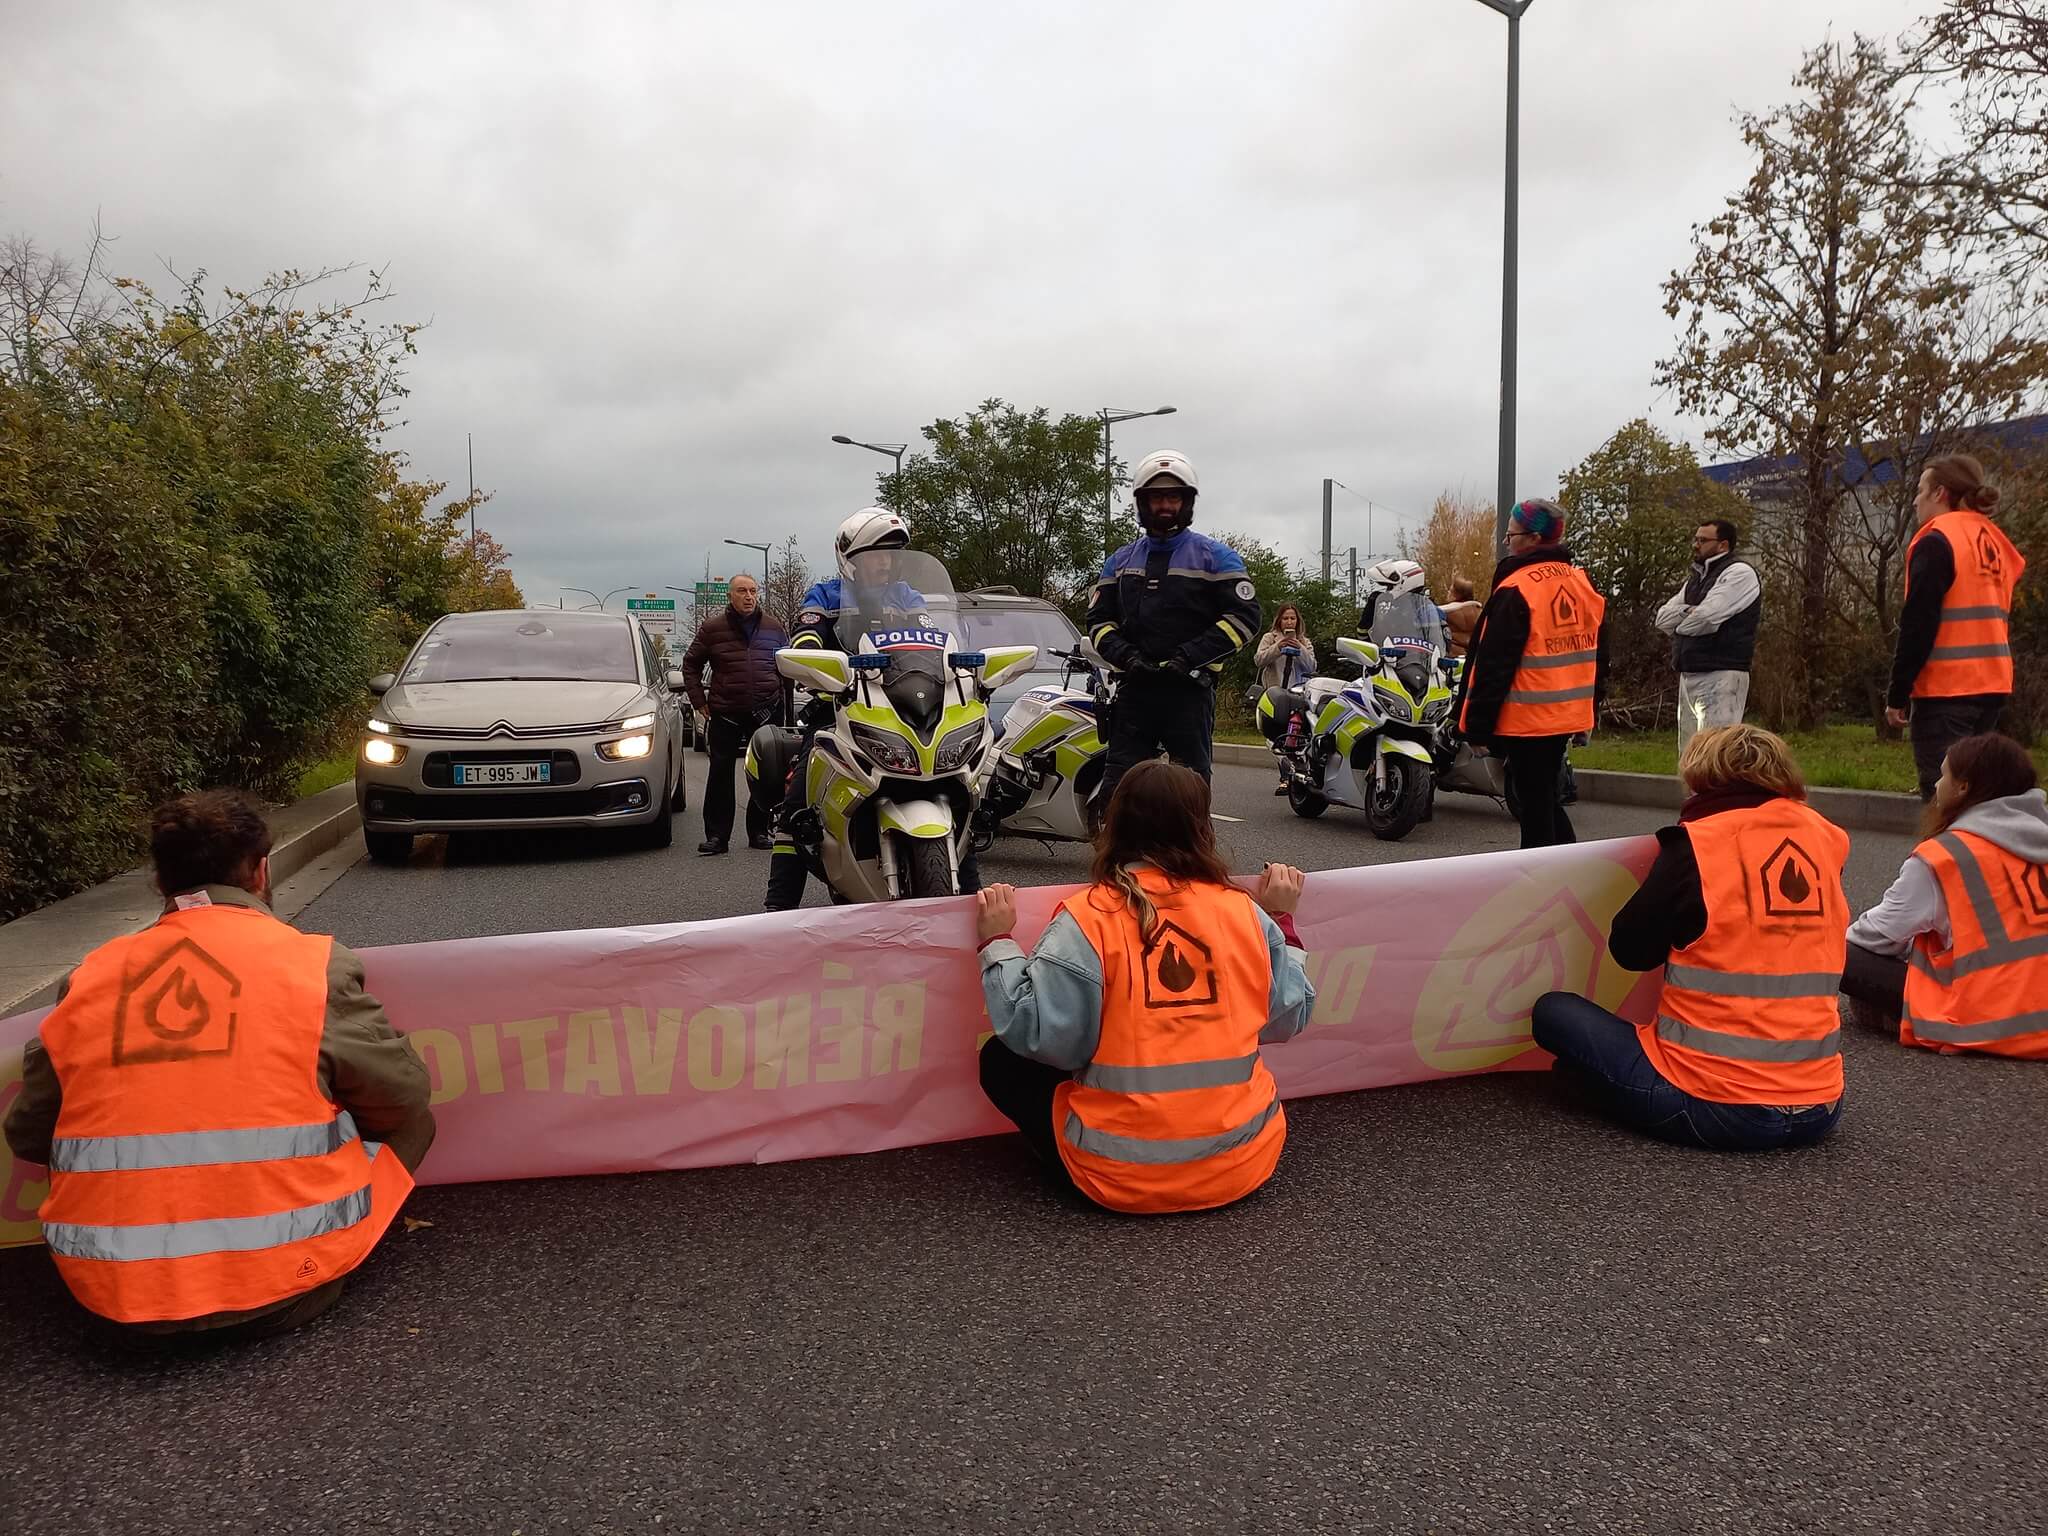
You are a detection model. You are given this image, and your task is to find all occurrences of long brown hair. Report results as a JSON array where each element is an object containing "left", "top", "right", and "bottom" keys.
[
  {"left": 1088, "top": 759, "right": 1234, "bottom": 942},
  {"left": 1922, "top": 454, "right": 2002, "bottom": 515},
  {"left": 1925, "top": 732, "right": 2037, "bottom": 838},
  {"left": 1270, "top": 603, "right": 1304, "bottom": 635}
]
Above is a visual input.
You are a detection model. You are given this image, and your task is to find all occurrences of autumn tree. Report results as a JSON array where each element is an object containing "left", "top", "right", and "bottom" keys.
[
  {"left": 1398, "top": 491, "right": 1497, "bottom": 601},
  {"left": 1908, "top": 0, "right": 2048, "bottom": 278},
  {"left": 1657, "top": 36, "right": 2045, "bottom": 725},
  {"left": 762, "top": 532, "right": 811, "bottom": 629}
]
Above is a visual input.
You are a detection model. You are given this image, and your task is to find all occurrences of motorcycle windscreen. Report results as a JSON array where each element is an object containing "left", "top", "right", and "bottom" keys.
[{"left": 1366, "top": 591, "right": 1447, "bottom": 659}]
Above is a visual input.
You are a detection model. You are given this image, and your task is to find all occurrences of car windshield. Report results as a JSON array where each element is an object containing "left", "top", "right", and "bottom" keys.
[
  {"left": 402, "top": 615, "right": 640, "bottom": 684},
  {"left": 957, "top": 606, "right": 1080, "bottom": 661}
]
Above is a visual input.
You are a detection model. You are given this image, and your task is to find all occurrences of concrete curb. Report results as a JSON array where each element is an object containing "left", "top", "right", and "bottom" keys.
[
  {"left": 0, "top": 783, "right": 362, "bottom": 1017},
  {"left": 1218, "top": 743, "right": 1919, "bottom": 835}
]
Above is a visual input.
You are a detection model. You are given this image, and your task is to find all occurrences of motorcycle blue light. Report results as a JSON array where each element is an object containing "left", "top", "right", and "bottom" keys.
[
  {"left": 851, "top": 654, "right": 890, "bottom": 671},
  {"left": 948, "top": 652, "right": 987, "bottom": 668}
]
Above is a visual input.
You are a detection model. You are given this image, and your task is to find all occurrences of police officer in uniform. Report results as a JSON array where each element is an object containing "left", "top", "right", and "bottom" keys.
[{"left": 1087, "top": 451, "right": 1261, "bottom": 807}]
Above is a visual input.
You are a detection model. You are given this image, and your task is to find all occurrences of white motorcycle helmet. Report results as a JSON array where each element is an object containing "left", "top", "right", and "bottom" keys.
[
  {"left": 1362, "top": 557, "right": 1428, "bottom": 599},
  {"left": 1131, "top": 449, "right": 1200, "bottom": 536},
  {"left": 834, "top": 506, "right": 911, "bottom": 588}
]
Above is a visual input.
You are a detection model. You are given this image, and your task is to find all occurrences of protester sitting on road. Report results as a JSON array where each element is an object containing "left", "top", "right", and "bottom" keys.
[
  {"left": 4, "top": 790, "right": 434, "bottom": 1345},
  {"left": 1841, "top": 733, "right": 2048, "bottom": 1058},
  {"left": 1530, "top": 725, "right": 1851, "bottom": 1151},
  {"left": 1254, "top": 603, "right": 1316, "bottom": 689},
  {"left": 974, "top": 759, "right": 1316, "bottom": 1213}
]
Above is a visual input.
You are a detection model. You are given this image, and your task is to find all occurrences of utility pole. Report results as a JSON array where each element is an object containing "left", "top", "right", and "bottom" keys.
[
  {"left": 467, "top": 433, "right": 476, "bottom": 558},
  {"left": 1348, "top": 548, "right": 1359, "bottom": 608},
  {"left": 1321, "top": 479, "right": 1334, "bottom": 585},
  {"left": 1469, "top": 0, "right": 1536, "bottom": 552}
]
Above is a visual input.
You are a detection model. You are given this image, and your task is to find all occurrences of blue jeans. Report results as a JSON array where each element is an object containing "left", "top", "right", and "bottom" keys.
[{"left": 1530, "top": 992, "right": 1841, "bottom": 1152}]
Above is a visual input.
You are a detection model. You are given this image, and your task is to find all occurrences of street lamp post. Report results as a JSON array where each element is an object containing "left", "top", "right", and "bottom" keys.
[
  {"left": 830, "top": 435, "right": 908, "bottom": 505},
  {"left": 1470, "top": 0, "right": 1535, "bottom": 552},
  {"left": 561, "top": 586, "right": 602, "bottom": 611},
  {"left": 1097, "top": 405, "right": 1177, "bottom": 558},
  {"left": 723, "top": 538, "right": 772, "bottom": 589}
]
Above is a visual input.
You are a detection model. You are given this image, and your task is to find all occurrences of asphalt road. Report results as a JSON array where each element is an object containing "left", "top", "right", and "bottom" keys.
[{"left": 4, "top": 755, "right": 2044, "bottom": 1534}]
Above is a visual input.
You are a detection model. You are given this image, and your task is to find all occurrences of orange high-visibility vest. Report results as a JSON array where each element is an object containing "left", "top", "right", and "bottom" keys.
[
  {"left": 1902, "top": 828, "right": 2048, "bottom": 1059},
  {"left": 1461, "top": 561, "right": 1606, "bottom": 737},
  {"left": 1638, "top": 799, "right": 1851, "bottom": 1106},
  {"left": 1054, "top": 871, "right": 1285, "bottom": 1214},
  {"left": 1908, "top": 510, "right": 2024, "bottom": 699},
  {"left": 36, "top": 903, "right": 414, "bottom": 1323}
]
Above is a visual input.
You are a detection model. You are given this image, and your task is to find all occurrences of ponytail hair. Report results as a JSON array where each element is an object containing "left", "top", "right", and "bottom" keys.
[
  {"left": 1087, "top": 760, "right": 1235, "bottom": 943},
  {"left": 1923, "top": 454, "right": 2002, "bottom": 516},
  {"left": 1925, "top": 733, "right": 2037, "bottom": 838}
]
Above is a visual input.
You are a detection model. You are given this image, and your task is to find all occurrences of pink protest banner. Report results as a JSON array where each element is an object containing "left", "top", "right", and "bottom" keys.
[{"left": 0, "top": 837, "right": 1658, "bottom": 1246}]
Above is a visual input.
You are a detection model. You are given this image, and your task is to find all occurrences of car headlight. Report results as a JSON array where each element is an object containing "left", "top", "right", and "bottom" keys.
[
  {"left": 362, "top": 737, "right": 407, "bottom": 767},
  {"left": 367, "top": 718, "right": 394, "bottom": 735},
  {"left": 851, "top": 722, "right": 921, "bottom": 774},
  {"left": 599, "top": 733, "right": 654, "bottom": 761},
  {"left": 618, "top": 712, "right": 656, "bottom": 732},
  {"left": 932, "top": 719, "right": 988, "bottom": 773}
]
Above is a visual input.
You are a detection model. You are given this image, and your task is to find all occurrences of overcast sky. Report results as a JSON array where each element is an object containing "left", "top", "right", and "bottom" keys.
[{"left": 6, "top": 0, "right": 1934, "bottom": 605}]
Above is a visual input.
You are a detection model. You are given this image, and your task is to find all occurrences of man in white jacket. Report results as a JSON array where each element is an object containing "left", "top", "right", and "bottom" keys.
[{"left": 1655, "top": 520, "right": 1762, "bottom": 749}]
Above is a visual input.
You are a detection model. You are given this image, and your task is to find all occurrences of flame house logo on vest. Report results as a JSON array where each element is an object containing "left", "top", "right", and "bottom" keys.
[
  {"left": 1976, "top": 526, "right": 2003, "bottom": 579},
  {"left": 1759, "top": 838, "right": 1826, "bottom": 921},
  {"left": 1550, "top": 587, "right": 1580, "bottom": 630},
  {"left": 1142, "top": 922, "right": 1218, "bottom": 1010},
  {"left": 113, "top": 937, "right": 242, "bottom": 1066},
  {"left": 2021, "top": 860, "right": 2048, "bottom": 922}
]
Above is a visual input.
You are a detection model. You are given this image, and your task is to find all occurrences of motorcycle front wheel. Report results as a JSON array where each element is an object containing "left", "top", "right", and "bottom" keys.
[
  {"left": 898, "top": 836, "right": 957, "bottom": 899},
  {"left": 1367, "top": 756, "right": 1431, "bottom": 840}
]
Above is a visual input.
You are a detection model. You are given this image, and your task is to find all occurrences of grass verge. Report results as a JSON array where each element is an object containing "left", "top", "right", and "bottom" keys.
[{"left": 294, "top": 752, "right": 356, "bottom": 799}]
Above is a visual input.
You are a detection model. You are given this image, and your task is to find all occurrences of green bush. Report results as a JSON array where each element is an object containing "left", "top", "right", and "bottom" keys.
[{"left": 0, "top": 252, "right": 521, "bottom": 920}]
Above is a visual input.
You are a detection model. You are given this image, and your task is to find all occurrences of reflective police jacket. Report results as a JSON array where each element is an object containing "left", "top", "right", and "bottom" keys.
[
  {"left": 790, "top": 578, "right": 930, "bottom": 654},
  {"left": 1087, "top": 529, "right": 1262, "bottom": 677}
]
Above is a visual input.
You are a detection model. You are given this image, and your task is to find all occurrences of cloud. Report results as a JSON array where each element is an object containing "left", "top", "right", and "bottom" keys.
[{"left": 2, "top": 0, "right": 1931, "bottom": 600}]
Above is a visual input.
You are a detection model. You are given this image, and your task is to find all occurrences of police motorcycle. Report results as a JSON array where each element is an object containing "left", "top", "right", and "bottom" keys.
[
  {"left": 1259, "top": 634, "right": 1455, "bottom": 839},
  {"left": 973, "top": 646, "right": 1114, "bottom": 847},
  {"left": 744, "top": 553, "right": 1037, "bottom": 902},
  {"left": 1257, "top": 562, "right": 1456, "bottom": 840}
]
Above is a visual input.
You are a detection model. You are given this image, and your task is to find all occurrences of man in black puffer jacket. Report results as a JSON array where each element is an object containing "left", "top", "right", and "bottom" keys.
[{"left": 680, "top": 574, "right": 790, "bottom": 854}]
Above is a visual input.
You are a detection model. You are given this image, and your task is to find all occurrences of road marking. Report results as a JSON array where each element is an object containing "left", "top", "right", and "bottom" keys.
[{"left": 1210, "top": 813, "right": 1244, "bottom": 823}]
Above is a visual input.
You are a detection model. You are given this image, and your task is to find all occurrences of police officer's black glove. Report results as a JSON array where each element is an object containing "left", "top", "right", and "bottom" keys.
[{"left": 1098, "top": 635, "right": 1142, "bottom": 672}]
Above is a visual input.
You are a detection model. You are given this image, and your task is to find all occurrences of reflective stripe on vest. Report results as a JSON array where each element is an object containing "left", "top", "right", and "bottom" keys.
[
  {"left": 1062, "top": 1099, "right": 1281, "bottom": 1166},
  {"left": 1661, "top": 963, "right": 1842, "bottom": 1000},
  {"left": 1655, "top": 1014, "right": 1843, "bottom": 1063},
  {"left": 1908, "top": 512, "right": 2024, "bottom": 698},
  {"left": 48, "top": 1112, "right": 360, "bottom": 1174},
  {"left": 44, "top": 1172, "right": 376, "bottom": 1263},
  {"left": 1075, "top": 1054, "right": 1259, "bottom": 1094},
  {"left": 1902, "top": 829, "right": 2048, "bottom": 1057}
]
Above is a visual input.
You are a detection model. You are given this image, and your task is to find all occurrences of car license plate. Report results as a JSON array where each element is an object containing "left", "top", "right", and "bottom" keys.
[{"left": 454, "top": 762, "right": 551, "bottom": 786}]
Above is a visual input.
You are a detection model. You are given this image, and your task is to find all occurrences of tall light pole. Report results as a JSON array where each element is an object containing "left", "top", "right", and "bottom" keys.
[
  {"left": 724, "top": 538, "right": 772, "bottom": 589},
  {"left": 561, "top": 586, "right": 602, "bottom": 611},
  {"left": 1098, "top": 405, "right": 1177, "bottom": 557},
  {"left": 466, "top": 432, "right": 476, "bottom": 560},
  {"left": 1471, "top": 0, "right": 1534, "bottom": 552},
  {"left": 830, "top": 435, "right": 907, "bottom": 505}
]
